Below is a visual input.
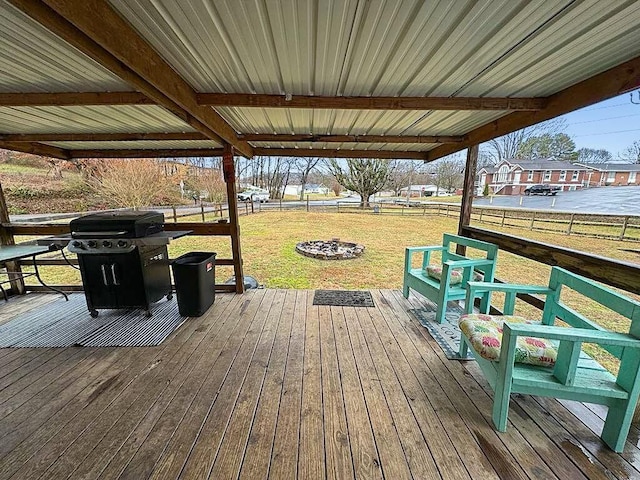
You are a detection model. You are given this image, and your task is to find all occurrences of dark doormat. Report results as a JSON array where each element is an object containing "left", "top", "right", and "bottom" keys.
[{"left": 313, "top": 290, "right": 374, "bottom": 307}]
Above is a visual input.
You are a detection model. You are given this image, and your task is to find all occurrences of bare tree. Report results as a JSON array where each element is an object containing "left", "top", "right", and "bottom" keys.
[
  {"left": 386, "top": 160, "right": 424, "bottom": 196},
  {"left": 92, "top": 159, "right": 171, "bottom": 209},
  {"left": 576, "top": 148, "right": 612, "bottom": 164},
  {"left": 69, "top": 158, "right": 107, "bottom": 180},
  {"left": 433, "top": 158, "right": 464, "bottom": 193},
  {"left": 327, "top": 158, "right": 391, "bottom": 207},
  {"left": 482, "top": 118, "right": 567, "bottom": 162},
  {"left": 621, "top": 141, "right": 640, "bottom": 163},
  {"left": 264, "top": 157, "right": 295, "bottom": 199},
  {"left": 296, "top": 157, "right": 322, "bottom": 200},
  {"left": 194, "top": 167, "right": 226, "bottom": 203}
]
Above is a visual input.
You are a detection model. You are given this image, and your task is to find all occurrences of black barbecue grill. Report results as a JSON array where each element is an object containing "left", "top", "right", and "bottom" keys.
[{"left": 65, "top": 211, "right": 181, "bottom": 317}]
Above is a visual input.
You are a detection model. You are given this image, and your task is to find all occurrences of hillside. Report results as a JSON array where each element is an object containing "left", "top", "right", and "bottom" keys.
[{"left": 0, "top": 161, "right": 109, "bottom": 214}]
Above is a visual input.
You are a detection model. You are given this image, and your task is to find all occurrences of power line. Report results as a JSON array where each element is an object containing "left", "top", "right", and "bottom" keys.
[
  {"left": 573, "top": 127, "right": 640, "bottom": 137},
  {"left": 578, "top": 101, "right": 629, "bottom": 112},
  {"left": 567, "top": 112, "right": 640, "bottom": 126}
]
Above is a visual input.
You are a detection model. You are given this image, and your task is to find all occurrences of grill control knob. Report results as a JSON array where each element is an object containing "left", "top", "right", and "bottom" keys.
[
  {"left": 117, "top": 240, "right": 128, "bottom": 248},
  {"left": 71, "top": 241, "right": 84, "bottom": 249},
  {"left": 87, "top": 240, "right": 98, "bottom": 248},
  {"left": 102, "top": 240, "right": 112, "bottom": 248}
]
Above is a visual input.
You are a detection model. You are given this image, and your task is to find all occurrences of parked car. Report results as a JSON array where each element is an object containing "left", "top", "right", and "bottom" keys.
[
  {"left": 237, "top": 189, "right": 270, "bottom": 203},
  {"left": 524, "top": 184, "right": 560, "bottom": 196}
]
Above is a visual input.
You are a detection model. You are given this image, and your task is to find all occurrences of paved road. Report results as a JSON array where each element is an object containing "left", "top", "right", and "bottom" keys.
[{"left": 473, "top": 186, "right": 640, "bottom": 214}]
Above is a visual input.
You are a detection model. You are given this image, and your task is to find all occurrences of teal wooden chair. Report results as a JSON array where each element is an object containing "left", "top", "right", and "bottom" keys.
[
  {"left": 403, "top": 233, "right": 498, "bottom": 324},
  {"left": 459, "top": 266, "right": 640, "bottom": 452}
]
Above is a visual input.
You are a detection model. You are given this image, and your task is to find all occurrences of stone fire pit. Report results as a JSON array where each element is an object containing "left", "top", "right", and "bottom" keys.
[{"left": 296, "top": 239, "right": 365, "bottom": 260}]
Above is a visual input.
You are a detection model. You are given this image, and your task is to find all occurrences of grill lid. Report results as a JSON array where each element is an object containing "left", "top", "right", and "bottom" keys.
[{"left": 70, "top": 211, "right": 165, "bottom": 238}]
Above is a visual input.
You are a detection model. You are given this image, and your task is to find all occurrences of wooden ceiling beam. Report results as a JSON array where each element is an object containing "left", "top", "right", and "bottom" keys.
[
  {"left": 253, "top": 148, "right": 427, "bottom": 160},
  {"left": 0, "top": 132, "right": 463, "bottom": 144},
  {"left": 9, "top": 0, "right": 253, "bottom": 158},
  {"left": 426, "top": 54, "right": 640, "bottom": 162},
  {"left": 0, "top": 132, "right": 208, "bottom": 142},
  {"left": 197, "top": 93, "right": 546, "bottom": 111},
  {"left": 0, "top": 91, "right": 152, "bottom": 106},
  {"left": 0, "top": 141, "right": 70, "bottom": 159},
  {"left": 69, "top": 148, "right": 225, "bottom": 159},
  {"left": 240, "top": 133, "right": 465, "bottom": 144}
]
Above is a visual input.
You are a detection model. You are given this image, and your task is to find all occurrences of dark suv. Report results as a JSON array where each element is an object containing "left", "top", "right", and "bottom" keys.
[{"left": 524, "top": 184, "right": 560, "bottom": 196}]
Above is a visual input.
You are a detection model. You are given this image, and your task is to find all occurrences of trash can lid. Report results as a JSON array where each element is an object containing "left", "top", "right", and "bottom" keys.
[{"left": 173, "top": 251, "right": 217, "bottom": 265}]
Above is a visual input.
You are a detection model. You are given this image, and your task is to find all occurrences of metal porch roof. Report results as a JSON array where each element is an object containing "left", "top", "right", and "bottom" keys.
[{"left": 0, "top": 0, "right": 639, "bottom": 159}]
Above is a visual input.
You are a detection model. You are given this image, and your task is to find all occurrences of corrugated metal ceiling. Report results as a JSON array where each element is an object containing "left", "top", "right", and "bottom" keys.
[
  {"left": 0, "top": 0, "right": 130, "bottom": 93},
  {"left": 0, "top": 105, "right": 195, "bottom": 134},
  {"left": 0, "top": 0, "right": 638, "bottom": 156},
  {"left": 108, "top": 0, "right": 640, "bottom": 144}
]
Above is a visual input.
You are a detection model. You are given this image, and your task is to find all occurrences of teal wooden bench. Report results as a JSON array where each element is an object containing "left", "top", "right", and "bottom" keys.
[
  {"left": 459, "top": 266, "right": 640, "bottom": 452},
  {"left": 403, "top": 233, "right": 498, "bottom": 324}
]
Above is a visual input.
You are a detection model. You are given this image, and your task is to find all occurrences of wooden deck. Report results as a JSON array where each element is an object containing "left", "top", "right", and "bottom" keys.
[{"left": 0, "top": 289, "right": 639, "bottom": 479}]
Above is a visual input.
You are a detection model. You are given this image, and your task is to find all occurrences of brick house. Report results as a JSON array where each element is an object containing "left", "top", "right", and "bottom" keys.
[
  {"left": 477, "top": 159, "right": 640, "bottom": 195},
  {"left": 575, "top": 163, "right": 640, "bottom": 186}
]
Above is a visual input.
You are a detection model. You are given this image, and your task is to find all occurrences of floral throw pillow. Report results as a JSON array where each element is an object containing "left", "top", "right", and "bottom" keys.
[
  {"left": 425, "top": 264, "right": 485, "bottom": 285},
  {"left": 425, "top": 264, "right": 463, "bottom": 285},
  {"left": 459, "top": 313, "right": 557, "bottom": 367}
]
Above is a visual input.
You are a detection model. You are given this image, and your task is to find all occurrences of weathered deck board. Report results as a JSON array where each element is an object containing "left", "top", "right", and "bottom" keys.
[
  {"left": 0, "top": 290, "right": 638, "bottom": 480},
  {"left": 268, "top": 290, "right": 307, "bottom": 479}
]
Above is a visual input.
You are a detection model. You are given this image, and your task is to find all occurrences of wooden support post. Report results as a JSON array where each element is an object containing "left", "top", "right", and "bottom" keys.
[
  {"left": 201, "top": 203, "right": 205, "bottom": 222},
  {"left": 306, "top": 195, "right": 310, "bottom": 212},
  {"left": 0, "top": 183, "right": 24, "bottom": 295},
  {"left": 501, "top": 210, "right": 506, "bottom": 227},
  {"left": 223, "top": 145, "right": 245, "bottom": 293},
  {"left": 567, "top": 213, "right": 575, "bottom": 235},
  {"left": 530, "top": 211, "right": 536, "bottom": 230},
  {"left": 457, "top": 145, "right": 478, "bottom": 255},
  {"left": 172, "top": 206, "right": 177, "bottom": 223},
  {"left": 620, "top": 216, "right": 629, "bottom": 240},
  {"left": 479, "top": 209, "right": 484, "bottom": 223}
]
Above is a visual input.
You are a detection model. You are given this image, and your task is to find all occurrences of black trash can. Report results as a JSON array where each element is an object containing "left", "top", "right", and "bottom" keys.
[{"left": 171, "top": 252, "right": 216, "bottom": 317}]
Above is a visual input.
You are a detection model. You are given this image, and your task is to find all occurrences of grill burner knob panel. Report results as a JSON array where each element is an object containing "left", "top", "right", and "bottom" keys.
[{"left": 68, "top": 239, "right": 136, "bottom": 255}]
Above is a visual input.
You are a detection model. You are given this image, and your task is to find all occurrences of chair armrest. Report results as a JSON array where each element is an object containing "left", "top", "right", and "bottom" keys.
[
  {"left": 444, "top": 258, "right": 494, "bottom": 269},
  {"left": 464, "top": 282, "right": 552, "bottom": 315},
  {"left": 405, "top": 246, "right": 446, "bottom": 255},
  {"left": 405, "top": 246, "right": 445, "bottom": 271},
  {"left": 466, "top": 282, "right": 552, "bottom": 295},
  {"left": 504, "top": 323, "right": 640, "bottom": 349}
]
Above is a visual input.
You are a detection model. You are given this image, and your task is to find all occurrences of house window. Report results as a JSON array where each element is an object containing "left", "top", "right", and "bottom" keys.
[
  {"left": 572, "top": 170, "right": 579, "bottom": 181},
  {"left": 544, "top": 170, "right": 551, "bottom": 181},
  {"left": 607, "top": 171, "right": 616, "bottom": 182},
  {"left": 497, "top": 165, "right": 509, "bottom": 183},
  {"left": 527, "top": 170, "right": 533, "bottom": 181},
  {"left": 560, "top": 170, "right": 566, "bottom": 181},
  {"left": 629, "top": 171, "right": 637, "bottom": 184}
]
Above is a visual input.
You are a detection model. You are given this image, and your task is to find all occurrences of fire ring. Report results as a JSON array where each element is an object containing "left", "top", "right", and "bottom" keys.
[{"left": 295, "top": 239, "right": 365, "bottom": 260}]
